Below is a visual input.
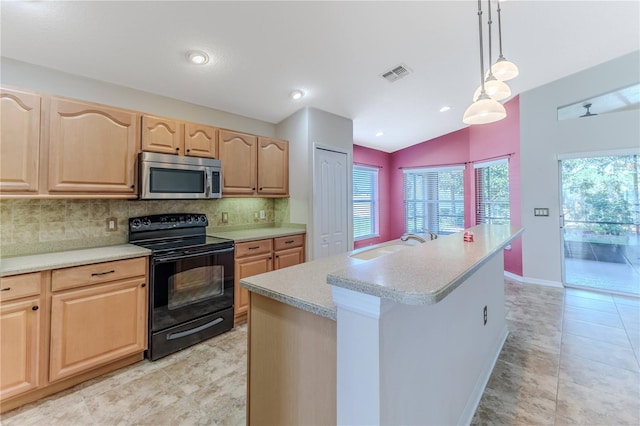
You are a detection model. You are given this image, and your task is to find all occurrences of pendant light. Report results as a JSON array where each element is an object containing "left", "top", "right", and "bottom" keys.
[
  {"left": 473, "top": 0, "right": 510, "bottom": 102},
  {"left": 463, "top": 0, "right": 506, "bottom": 125},
  {"left": 491, "top": 0, "right": 519, "bottom": 81}
]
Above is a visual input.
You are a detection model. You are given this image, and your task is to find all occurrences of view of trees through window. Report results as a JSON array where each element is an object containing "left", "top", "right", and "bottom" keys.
[
  {"left": 404, "top": 167, "right": 464, "bottom": 234},
  {"left": 475, "top": 159, "right": 510, "bottom": 225},
  {"left": 562, "top": 155, "right": 639, "bottom": 242}
]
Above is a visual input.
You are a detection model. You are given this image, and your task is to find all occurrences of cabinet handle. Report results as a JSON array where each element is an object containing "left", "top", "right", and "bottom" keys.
[
  {"left": 259, "top": 187, "right": 263, "bottom": 190},
  {"left": 91, "top": 270, "right": 115, "bottom": 277},
  {"left": 0, "top": 287, "right": 11, "bottom": 291},
  {"left": 248, "top": 246, "right": 260, "bottom": 250},
  {"left": 176, "top": 147, "right": 180, "bottom": 151},
  {"left": 141, "top": 283, "right": 146, "bottom": 288},
  {"left": 32, "top": 305, "right": 39, "bottom": 311},
  {"left": 186, "top": 149, "right": 191, "bottom": 153},
  {"left": 275, "top": 255, "right": 279, "bottom": 258},
  {"left": 130, "top": 185, "right": 135, "bottom": 188},
  {"left": 285, "top": 240, "right": 295, "bottom": 244},
  {"left": 252, "top": 187, "right": 256, "bottom": 191}
]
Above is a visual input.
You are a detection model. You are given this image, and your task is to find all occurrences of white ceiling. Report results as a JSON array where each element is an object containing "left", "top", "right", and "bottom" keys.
[{"left": 2, "top": 1, "right": 639, "bottom": 153}]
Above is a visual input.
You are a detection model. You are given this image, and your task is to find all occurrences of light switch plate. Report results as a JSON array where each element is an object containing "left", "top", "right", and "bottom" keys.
[{"left": 534, "top": 208, "right": 549, "bottom": 217}]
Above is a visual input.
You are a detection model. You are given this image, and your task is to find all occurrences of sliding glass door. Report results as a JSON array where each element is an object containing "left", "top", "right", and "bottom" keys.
[{"left": 560, "top": 153, "right": 639, "bottom": 296}]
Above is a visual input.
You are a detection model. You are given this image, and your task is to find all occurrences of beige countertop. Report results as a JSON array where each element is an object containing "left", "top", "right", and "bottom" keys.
[
  {"left": 241, "top": 224, "right": 523, "bottom": 319},
  {"left": 0, "top": 244, "right": 151, "bottom": 277},
  {"left": 208, "top": 225, "right": 305, "bottom": 242}
]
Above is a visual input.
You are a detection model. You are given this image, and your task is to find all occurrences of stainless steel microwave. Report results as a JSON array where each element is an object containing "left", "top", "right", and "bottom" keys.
[{"left": 139, "top": 152, "right": 222, "bottom": 200}]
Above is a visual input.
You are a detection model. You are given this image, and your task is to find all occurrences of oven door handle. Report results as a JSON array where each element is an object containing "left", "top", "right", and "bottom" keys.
[
  {"left": 153, "top": 247, "right": 234, "bottom": 264},
  {"left": 166, "top": 317, "right": 224, "bottom": 341}
]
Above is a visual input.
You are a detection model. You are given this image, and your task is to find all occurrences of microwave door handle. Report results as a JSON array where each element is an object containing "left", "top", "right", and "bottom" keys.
[{"left": 205, "top": 171, "right": 211, "bottom": 197}]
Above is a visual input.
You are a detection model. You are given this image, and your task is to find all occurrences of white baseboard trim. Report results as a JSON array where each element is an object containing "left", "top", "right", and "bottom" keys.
[
  {"left": 503, "top": 271, "right": 523, "bottom": 282},
  {"left": 458, "top": 325, "right": 509, "bottom": 426},
  {"left": 521, "top": 276, "right": 564, "bottom": 288}
]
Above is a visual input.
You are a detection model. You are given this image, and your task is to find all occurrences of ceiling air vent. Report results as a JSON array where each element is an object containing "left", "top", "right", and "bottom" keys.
[{"left": 381, "top": 64, "right": 412, "bottom": 83}]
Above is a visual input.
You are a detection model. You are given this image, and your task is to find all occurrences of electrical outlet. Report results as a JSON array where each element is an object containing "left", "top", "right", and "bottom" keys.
[
  {"left": 259, "top": 210, "right": 265, "bottom": 220},
  {"left": 222, "top": 212, "right": 228, "bottom": 223},
  {"left": 483, "top": 305, "right": 488, "bottom": 326},
  {"left": 106, "top": 217, "right": 118, "bottom": 232},
  {"left": 254, "top": 211, "right": 259, "bottom": 220}
]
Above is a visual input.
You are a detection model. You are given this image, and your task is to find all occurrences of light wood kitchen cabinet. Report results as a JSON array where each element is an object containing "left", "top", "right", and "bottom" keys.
[
  {"left": 185, "top": 122, "right": 218, "bottom": 158},
  {"left": 257, "top": 137, "right": 289, "bottom": 196},
  {"left": 274, "top": 234, "right": 305, "bottom": 269},
  {"left": 49, "top": 259, "right": 147, "bottom": 382},
  {"left": 233, "top": 234, "right": 305, "bottom": 324},
  {"left": 219, "top": 130, "right": 258, "bottom": 195},
  {"left": 48, "top": 97, "right": 139, "bottom": 195},
  {"left": 219, "top": 131, "right": 289, "bottom": 197},
  {"left": 234, "top": 239, "right": 273, "bottom": 323},
  {"left": 0, "top": 88, "right": 41, "bottom": 193},
  {"left": 141, "top": 115, "right": 218, "bottom": 158},
  {"left": 0, "top": 273, "right": 45, "bottom": 401},
  {"left": 141, "top": 115, "right": 183, "bottom": 155}
]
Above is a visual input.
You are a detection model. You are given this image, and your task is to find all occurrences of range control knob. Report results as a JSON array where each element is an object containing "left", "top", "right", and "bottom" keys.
[
  {"left": 186, "top": 215, "right": 193, "bottom": 223},
  {"left": 142, "top": 217, "right": 151, "bottom": 227},
  {"left": 199, "top": 215, "right": 207, "bottom": 223},
  {"left": 131, "top": 218, "right": 142, "bottom": 229}
]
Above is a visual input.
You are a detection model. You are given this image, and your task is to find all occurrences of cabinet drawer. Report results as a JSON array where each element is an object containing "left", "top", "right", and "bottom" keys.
[
  {"left": 0, "top": 272, "right": 41, "bottom": 302},
  {"left": 235, "top": 239, "right": 273, "bottom": 258},
  {"left": 51, "top": 257, "right": 146, "bottom": 292},
  {"left": 274, "top": 234, "right": 304, "bottom": 251}
]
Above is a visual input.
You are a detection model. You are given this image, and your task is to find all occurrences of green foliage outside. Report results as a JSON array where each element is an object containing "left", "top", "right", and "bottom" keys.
[{"left": 562, "top": 155, "right": 639, "bottom": 244}]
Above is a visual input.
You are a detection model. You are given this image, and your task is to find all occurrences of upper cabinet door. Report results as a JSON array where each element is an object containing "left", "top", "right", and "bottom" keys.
[
  {"left": 48, "top": 98, "right": 138, "bottom": 194},
  {"left": 258, "top": 137, "right": 289, "bottom": 196},
  {"left": 141, "top": 115, "right": 184, "bottom": 155},
  {"left": 219, "top": 130, "right": 257, "bottom": 195},
  {"left": 0, "top": 88, "right": 41, "bottom": 192},
  {"left": 185, "top": 122, "right": 217, "bottom": 158}
]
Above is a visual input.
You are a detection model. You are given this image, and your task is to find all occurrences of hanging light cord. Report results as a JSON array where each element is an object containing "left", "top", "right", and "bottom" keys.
[
  {"left": 487, "top": 0, "right": 495, "bottom": 78},
  {"left": 496, "top": 0, "right": 504, "bottom": 59},
  {"left": 476, "top": 0, "right": 487, "bottom": 95}
]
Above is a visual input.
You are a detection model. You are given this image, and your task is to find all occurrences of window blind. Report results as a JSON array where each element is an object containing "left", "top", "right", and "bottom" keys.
[
  {"left": 403, "top": 166, "right": 465, "bottom": 234},
  {"left": 353, "top": 165, "right": 379, "bottom": 240},
  {"left": 474, "top": 158, "right": 510, "bottom": 224}
]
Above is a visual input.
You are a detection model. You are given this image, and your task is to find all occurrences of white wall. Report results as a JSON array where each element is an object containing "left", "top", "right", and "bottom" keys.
[
  {"left": 1, "top": 58, "right": 276, "bottom": 137},
  {"left": 276, "top": 107, "right": 354, "bottom": 259},
  {"left": 520, "top": 51, "right": 640, "bottom": 285}
]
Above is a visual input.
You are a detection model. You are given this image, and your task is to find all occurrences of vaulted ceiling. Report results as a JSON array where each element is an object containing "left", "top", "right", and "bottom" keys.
[{"left": 2, "top": 1, "right": 638, "bottom": 152}]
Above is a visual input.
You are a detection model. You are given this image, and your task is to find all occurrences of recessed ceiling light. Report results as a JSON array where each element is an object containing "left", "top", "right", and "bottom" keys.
[
  {"left": 375, "top": 131, "right": 384, "bottom": 137},
  {"left": 290, "top": 90, "right": 304, "bottom": 100},
  {"left": 439, "top": 106, "right": 451, "bottom": 112},
  {"left": 186, "top": 50, "right": 209, "bottom": 65}
]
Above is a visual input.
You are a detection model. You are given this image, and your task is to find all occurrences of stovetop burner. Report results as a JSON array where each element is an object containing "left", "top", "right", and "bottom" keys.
[{"left": 128, "top": 213, "right": 233, "bottom": 253}]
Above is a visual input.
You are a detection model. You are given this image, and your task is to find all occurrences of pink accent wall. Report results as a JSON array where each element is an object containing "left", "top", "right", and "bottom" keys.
[
  {"left": 353, "top": 96, "right": 522, "bottom": 275},
  {"left": 353, "top": 145, "right": 392, "bottom": 249}
]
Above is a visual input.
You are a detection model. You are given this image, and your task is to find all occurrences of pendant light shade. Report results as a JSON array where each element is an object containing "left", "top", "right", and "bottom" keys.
[
  {"left": 463, "top": 0, "right": 507, "bottom": 125},
  {"left": 463, "top": 92, "right": 507, "bottom": 125},
  {"left": 474, "top": 75, "right": 511, "bottom": 101},
  {"left": 491, "top": 57, "right": 519, "bottom": 81}
]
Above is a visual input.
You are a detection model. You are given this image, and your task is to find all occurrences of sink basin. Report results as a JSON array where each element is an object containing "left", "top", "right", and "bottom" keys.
[{"left": 350, "top": 242, "right": 418, "bottom": 261}]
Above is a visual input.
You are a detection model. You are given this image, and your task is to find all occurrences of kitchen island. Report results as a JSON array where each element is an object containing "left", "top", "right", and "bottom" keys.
[{"left": 241, "top": 224, "right": 523, "bottom": 425}]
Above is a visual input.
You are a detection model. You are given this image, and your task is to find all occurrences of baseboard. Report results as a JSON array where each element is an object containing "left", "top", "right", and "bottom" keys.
[
  {"left": 522, "top": 276, "right": 564, "bottom": 288},
  {"left": 503, "top": 271, "right": 523, "bottom": 282},
  {"left": 458, "top": 325, "right": 509, "bottom": 426}
]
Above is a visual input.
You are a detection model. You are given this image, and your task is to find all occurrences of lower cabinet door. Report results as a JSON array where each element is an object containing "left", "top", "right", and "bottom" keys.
[
  {"left": 274, "top": 247, "right": 304, "bottom": 270},
  {"left": 0, "top": 297, "right": 41, "bottom": 399},
  {"left": 234, "top": 253, "right": 273, "bottom": 320},
  {"left": 49, "top": 278, "right": 147, "bottom": 382}
]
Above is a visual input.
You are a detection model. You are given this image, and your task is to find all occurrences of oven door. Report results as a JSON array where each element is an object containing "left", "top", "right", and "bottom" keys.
[{"left": 148, "top": 246, "right": 235, "bottom": 360}]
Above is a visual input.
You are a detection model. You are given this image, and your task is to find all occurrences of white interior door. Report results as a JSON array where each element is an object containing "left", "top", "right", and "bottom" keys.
[{"left": 313, "top": 147, "right": 349, "bottom": 259}]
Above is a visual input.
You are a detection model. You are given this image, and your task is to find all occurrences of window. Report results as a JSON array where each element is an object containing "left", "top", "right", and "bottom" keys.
[
  {"left": 353, "top": 165, "right": 379, "bottom": 240},
  {"left": 404, "top": 166, "right": 464, "bottom": 235},
  {"left": 475, "top": 158, "right": 510, "bottom": 224}
]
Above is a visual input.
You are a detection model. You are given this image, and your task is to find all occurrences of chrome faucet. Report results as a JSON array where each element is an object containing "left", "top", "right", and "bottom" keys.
[{"left": 400, "top": 234, "right": 427, "bottom": 243}]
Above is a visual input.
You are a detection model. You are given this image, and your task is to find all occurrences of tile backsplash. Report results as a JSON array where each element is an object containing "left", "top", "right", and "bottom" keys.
[{"left": 0, "top": 197, "right": 290, "bottom": 257}]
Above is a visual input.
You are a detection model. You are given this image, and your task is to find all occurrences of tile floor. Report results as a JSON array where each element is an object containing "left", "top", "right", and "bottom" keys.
[{"left": 2, "top": 279, "right": 639, "bottom": 425}]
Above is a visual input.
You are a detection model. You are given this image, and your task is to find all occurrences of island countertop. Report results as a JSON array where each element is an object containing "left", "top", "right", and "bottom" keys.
[{"left": 240, "top": 224, "right": 523, "bottom": 319}]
